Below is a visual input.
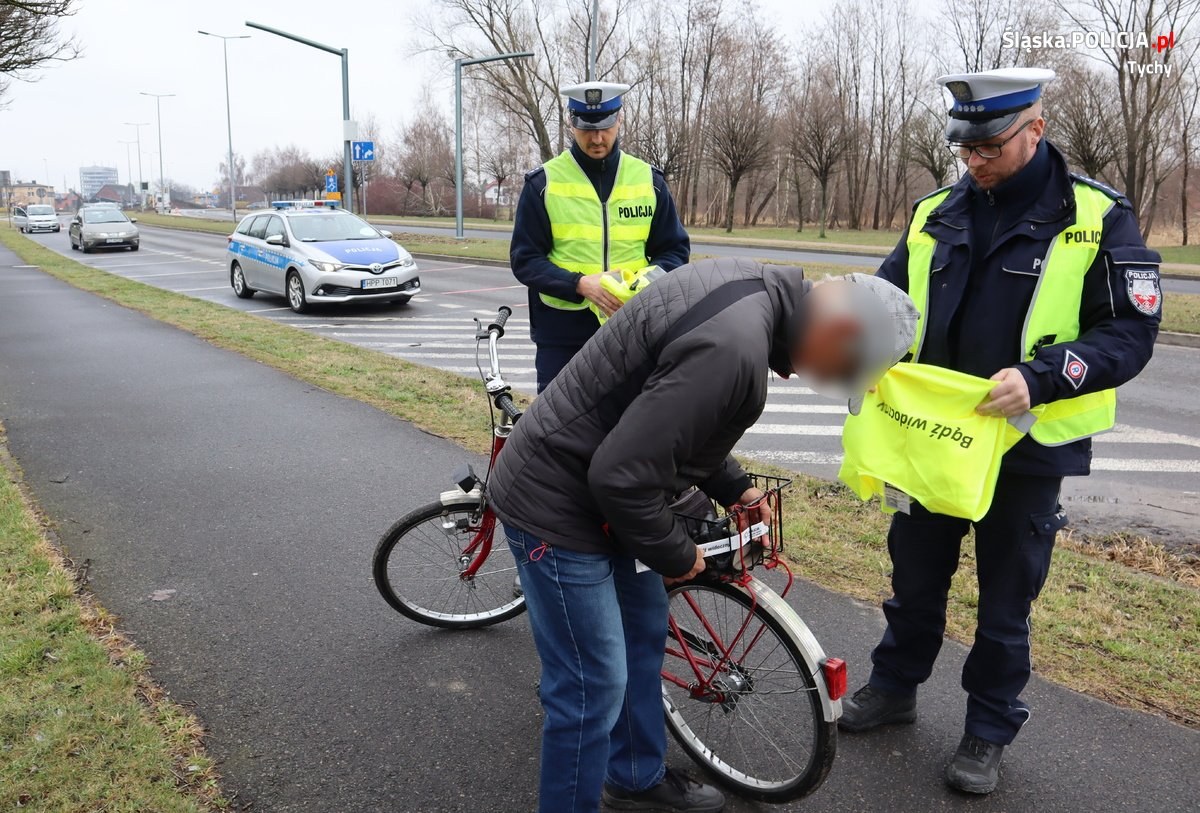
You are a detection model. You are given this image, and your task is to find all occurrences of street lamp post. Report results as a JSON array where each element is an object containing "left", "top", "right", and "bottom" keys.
[
  {"left": 454, "top": 51, "right": 534, "bottom": 239},
  {"left": 124, "top": 121, "right": 147, "bottom": 207},
  {"left": 245, "top": 21, "right": 354, "bottom": 213},
  {"left": 199, "top": 31, "right": 250, "bottom": 223},
  {"left": 139, "top": 92, "right": 175, "bottom": 211},
  {"left": 588, "top": 0, "right": 599, "bottom": 80}
]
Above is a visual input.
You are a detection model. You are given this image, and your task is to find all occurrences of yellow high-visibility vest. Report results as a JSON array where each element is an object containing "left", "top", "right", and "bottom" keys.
[
  {"left": 838, "top": 363, "right": 1028, "bottom": 521},
  {"left": 541, "top": 150, "right": 656, "bottom": 312},
  {"left": 906, "top": 182, "right": 1117, "bottom": 446}
]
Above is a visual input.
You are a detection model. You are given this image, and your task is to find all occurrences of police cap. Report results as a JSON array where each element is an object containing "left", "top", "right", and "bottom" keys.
[
  {"left": 936, "top": 67, "right": 1056, "bottom": 143},
  {"left": 561, "top": 81, "right": 630, "bottom": 130}
]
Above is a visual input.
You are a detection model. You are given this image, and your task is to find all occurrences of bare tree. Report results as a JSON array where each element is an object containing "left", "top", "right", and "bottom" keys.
[
  {"left": 398, "top": 95, "right": 455, "bottom": 214},
  {"left": 1052, "top": 0, "right": 1200, "bottom": 236},
  {"left": 1046, "top": 59, "right": 1124, "bottom": 179},
  {"left": 705, "top": 11, "right": 784, "bottom": 232},
  {"left": 905, "top": 103, "right": 956, "bottom": 187},
  {"left": 0, "top": 0, "right": 80, "bottom": 106},
  {"left": 790, "top": 63, "right": 851, "bottom": 239}
]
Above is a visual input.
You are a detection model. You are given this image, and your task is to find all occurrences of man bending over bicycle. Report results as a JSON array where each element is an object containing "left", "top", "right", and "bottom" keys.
[{"left": 489, "top": 257, "right": 916, "bottom": 813}]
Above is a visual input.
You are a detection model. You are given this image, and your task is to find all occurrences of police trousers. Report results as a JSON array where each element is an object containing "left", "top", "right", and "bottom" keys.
[{"left": 868, "top": 472, "right": 1068, "bottom": 745}]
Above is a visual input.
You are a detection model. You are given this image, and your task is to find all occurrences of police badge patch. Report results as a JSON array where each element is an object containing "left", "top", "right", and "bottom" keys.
[
  {"left": 1126, "top": 268, "right": 1162, "bottom": 316},
  {"left": 1062, "top": 350, "right": 1088, "bottom": 390}
]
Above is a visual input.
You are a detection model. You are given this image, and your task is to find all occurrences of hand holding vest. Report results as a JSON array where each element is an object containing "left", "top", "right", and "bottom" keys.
[{"left": 838, "top": 363, "right": 1032, "bottom": 521}]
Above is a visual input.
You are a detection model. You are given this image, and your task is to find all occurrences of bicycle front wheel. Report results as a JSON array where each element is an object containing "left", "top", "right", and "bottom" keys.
[
  {"left": 662, "top": 579, "right": 836, "bottom": 802},
  {"left": 372, "top": 500, "right": 525, "bottom": 629}
]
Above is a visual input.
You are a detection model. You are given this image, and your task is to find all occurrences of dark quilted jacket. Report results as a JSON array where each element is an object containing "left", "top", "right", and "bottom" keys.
[{"left": 488, "top": 258, "right": 811, "bottom": 578}]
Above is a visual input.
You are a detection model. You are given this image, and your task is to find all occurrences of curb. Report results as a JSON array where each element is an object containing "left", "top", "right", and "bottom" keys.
[{"left": 1158, "top": 330, "right": 1200, "bottom": 348}]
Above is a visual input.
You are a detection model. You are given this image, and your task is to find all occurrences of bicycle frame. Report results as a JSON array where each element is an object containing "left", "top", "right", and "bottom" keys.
[{"left": 438, "top": 309, "right": 520, "bottom": 582}]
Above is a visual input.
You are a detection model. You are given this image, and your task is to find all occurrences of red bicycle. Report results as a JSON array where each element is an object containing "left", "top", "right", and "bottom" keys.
[{"left": 372, "top": 307, "right": 844, "bottom": 802}]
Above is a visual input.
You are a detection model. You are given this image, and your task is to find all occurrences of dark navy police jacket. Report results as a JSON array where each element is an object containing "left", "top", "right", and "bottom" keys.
[
  {"left": 877, "top": 139, "right": 1160, "bottom": 477},
  {"left": 510, "top": 141, "right": 691, "bottom": 347}
]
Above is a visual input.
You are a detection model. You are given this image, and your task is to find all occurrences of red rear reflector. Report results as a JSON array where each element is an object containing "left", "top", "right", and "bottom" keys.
[{"left": 822, "top": 658, "right": 847, "bottom": 701}]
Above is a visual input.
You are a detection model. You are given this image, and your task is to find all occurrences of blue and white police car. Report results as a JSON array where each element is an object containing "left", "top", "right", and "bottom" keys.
[{"left": 227, "top": 200, "right": 420, "bottom": 313}]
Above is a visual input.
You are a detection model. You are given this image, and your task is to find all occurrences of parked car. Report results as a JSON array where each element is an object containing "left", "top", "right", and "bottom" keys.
[
  {"left": 12, "top": 204, "right": 60, "bottom": 233},
  {"left": 69, "top": 207, "right": 139, "bottom": 253},
  {"left": 227, "top": 201, "right": 419, "bottom": 314}
]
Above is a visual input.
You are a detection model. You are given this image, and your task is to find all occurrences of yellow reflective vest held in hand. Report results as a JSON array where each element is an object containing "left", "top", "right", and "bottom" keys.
[
  {"left": 838, "top": 363, "right": 1031, "bottom": 521},
  {"left": 590, "top": 265, "right": 667, "bottom": 324}
]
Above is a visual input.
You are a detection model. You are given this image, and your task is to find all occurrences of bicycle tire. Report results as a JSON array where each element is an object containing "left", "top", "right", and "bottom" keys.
[
  {"left": 372, "top": 500, "right": 526, "bottom": 629},
  {"left": 662, "top": 579, "right": 837, "bottom": 802}
]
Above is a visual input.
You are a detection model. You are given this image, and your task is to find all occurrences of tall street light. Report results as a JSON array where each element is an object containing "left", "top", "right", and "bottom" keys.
[
  {"left": 454, "top": 51, "right": 534, "bottom": 239},
  {"left": 588, "top": 0, "right": 599, "bottom": 80},
  {"left": 246, "top": 21, "right": 354, "bottom": 213},
  {"left": 124, "top": 121, "right": 147, "bottom": 207},
  {"left": 199, "top": 31, "right": 250, "bottom": 223},
  {"left": 139, "top": 92, "right": 175, "bottom": 211}
]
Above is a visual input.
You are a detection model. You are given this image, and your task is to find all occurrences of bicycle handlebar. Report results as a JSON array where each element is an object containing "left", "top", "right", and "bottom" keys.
[
  {"left": 496, "top": 393, "right": 522, "bottom": 422},
  {"left": 488, "top": 306, "right": 512, "bottom": 338}
]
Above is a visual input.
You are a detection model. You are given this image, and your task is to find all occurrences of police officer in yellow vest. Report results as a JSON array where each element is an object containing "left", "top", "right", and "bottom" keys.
[
  {"left": 510, "top": 81, "right": 690, "bottom": 392},
  {"left": 839, "top": 68, "right": 1161, "bottom": 794}
]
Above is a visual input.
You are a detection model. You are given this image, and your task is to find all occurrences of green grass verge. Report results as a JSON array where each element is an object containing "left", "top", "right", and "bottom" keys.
[
  {"left": 131, "top": 211, "right": 234, "bottom": 236},
  {"left": 1164, "top": 292, "right": 1200, "bottom": 335},
  {"left": 1, "top": 226, "right": 1196, "bottom": 730},
  {"left": 0, "top": 429, "right": 224, "bottom": 810}
]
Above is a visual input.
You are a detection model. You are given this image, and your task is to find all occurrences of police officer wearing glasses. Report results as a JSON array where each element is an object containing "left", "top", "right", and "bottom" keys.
[
  {"left": 510, "top": 81, "right": 690, "bottom": 392},
  {"left": 840, "top": 68, "right": 1161, "bottom": 794}
]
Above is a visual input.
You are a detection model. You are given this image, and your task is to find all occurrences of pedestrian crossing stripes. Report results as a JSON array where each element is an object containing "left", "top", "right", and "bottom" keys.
[{"left": 268, "top": 313, "right": 1200, "bottom": 472}]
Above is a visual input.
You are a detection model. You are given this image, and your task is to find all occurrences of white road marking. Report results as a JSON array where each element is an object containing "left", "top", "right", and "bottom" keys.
[
  {"left": 734, "top": 449, "right": 844, "bottom": 466},
  {"left": 389, "top": 351, "right": 537, "bottom": 361},
  {"left": 761, "top": 403, "right": 851, "bottom": 414},
  {"left": 437, "top": 303, "right": 466, "bottom": 309},
  {"left": 743, "top": 424, "right": 844, "bottom": 436},
  {"left": 124, "top": 270, "right": 220, "bottom": 279},
  {"left": 91, "top": 259, "right": 196, "bottom": 270},
  {"left": 1091, "top": 458, "right": 1200, "bottom": 472},
  {"left": 174, "top": 285, "right": 230, "bottom": 292},
  {"left": 1098, "top": 424, "right": 1200, "bottom": 448},
  {"left": 245, "top": 306, "right": 291, "bottom": 313}
]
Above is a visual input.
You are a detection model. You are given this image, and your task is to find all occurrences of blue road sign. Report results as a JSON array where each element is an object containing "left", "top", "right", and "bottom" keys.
[
  {"left": 351, "top": 140, "right": 376, "bottom": 162},
  {"left": 325, "top": 174, "right": 338, "bottom": 193}
]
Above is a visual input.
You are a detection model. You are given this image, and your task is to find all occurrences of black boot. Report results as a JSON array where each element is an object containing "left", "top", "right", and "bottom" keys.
[
  {"left": 838, "top": 683, "right": 917, "bottom": 732},
  {"left": 945, "top": 733, "right": 1004, "bottom": 794},
  {"left": 602, "top": 767, "right": 725, "bottom": 812}
]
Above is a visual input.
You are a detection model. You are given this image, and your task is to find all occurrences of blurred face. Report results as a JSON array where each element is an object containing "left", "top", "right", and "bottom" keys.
[
  {"left": 790, "top": 313, "right": 862, "bottom": 387},
  {"left": 572, "top": 116, "right": 621, "bottom": 160},
  {"left": 955, "top": 109, "right": 1045, "bottom": 190}
]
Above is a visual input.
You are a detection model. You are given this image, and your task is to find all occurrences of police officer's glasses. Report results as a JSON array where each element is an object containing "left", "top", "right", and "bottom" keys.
[{"left": 948, "top": 118, "right": 1035, "bottom": 161}]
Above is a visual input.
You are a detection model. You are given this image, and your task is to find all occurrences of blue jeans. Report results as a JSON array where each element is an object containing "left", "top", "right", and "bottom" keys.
[{"left": 505, "top": 524, "right": 669, "bottom": 813}]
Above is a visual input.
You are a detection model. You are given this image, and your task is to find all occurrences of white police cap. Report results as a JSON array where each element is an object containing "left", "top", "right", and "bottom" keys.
[
  {"left": 936, "top": 67, "right": 1056, "bottom": 143},
  {"left": 561, "top": 81, "right": 630, "bottom": 130}
]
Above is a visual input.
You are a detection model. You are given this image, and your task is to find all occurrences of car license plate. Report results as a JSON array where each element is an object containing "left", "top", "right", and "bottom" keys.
[
  {"left": 106, "top": 238, "right": 124, "bottom": 243},
  {"left": 361, "top": 277, "right": 399, "bottom": 290}
]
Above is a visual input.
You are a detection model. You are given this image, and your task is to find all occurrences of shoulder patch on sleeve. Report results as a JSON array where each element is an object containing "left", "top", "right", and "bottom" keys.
[
  {"left": 524, "top": 166, "right": 546, "bottom": 182},
  {"left": 1070, "top": 173, "right": 1131, "bottom": 208}
]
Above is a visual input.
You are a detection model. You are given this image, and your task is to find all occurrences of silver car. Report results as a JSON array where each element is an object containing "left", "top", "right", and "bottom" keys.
[
  {"left": 69, "top": 208, "right": 140, "bottom": 252},
  {"left": 13, "top": 204, "right": 60, "bottom": 233},
  {"left": 227, "top": 203, "right": 420, "bottom": 314}
]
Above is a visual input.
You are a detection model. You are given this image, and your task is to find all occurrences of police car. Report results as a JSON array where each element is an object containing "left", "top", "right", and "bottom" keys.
[{"left": 227, "top": 200, "right": 420, "bottom": 313}]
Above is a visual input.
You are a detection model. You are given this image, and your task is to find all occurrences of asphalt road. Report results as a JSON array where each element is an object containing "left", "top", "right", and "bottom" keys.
[
  {"left": 1, "top": 252, "right": 1197, "bottom": 812},
  {"left": 20, "top": 222, "right": 1200, "bottom": 544}
]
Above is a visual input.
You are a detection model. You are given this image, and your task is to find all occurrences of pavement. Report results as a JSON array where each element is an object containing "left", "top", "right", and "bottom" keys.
[
  {"left": 3, "top": 246, "right": 1199, "bottom": 812},
  {"left": 19, "top": 221, "right": 1200, "bottom": 546}
]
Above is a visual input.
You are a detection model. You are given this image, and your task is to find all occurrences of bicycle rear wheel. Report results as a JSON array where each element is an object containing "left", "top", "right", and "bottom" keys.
[
  {"left": 662, "top": 580, "right": 836, "bottom": 802},
  {"left": 372, "top": 499, "right": 525, "bottom": 629}
]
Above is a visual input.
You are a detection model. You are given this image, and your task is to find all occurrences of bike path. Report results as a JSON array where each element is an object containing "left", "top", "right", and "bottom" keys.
[{"left": 0, "top": 255, "right": 1195, "bottom": 812}]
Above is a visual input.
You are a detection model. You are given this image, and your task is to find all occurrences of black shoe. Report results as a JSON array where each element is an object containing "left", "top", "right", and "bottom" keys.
[
  {"left": 945, "top": 733, "right": 1004, "bottom": 794},
  {"left": 837, "top": 683, "right": 917, "bottom": 732},
  {"left": 602, "top": 768, "right": 725, "bottom": 812}
]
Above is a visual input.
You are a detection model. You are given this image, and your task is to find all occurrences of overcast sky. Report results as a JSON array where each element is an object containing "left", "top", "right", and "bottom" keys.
[{"left": 0, "top": 0, "right": 809, "bottom": 192}]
